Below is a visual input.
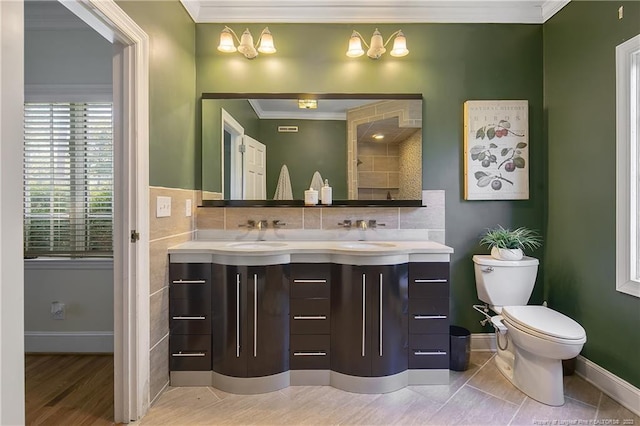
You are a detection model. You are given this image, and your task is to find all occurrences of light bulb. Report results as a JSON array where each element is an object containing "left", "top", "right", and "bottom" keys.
[
  {"left": 217, "top": 28, "right": 237, "bottom": 53},
  {"left": 389, "top": 30, "right": 409, "bottom": 57},
  {"left": 257, "top": 27, "right": 276, "bottom": 54},
  {"left": 367, "top": 28, "right": 386, "bottom": 59},
  {"left": 346, "top": 31, "right": 365, "bottom": 58},
  {"left": 238, "top": 28, "right": 258, "bottom": 59}
]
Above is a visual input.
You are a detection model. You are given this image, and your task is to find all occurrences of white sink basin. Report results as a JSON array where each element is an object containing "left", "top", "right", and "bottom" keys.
[
  {"left": 225, "top": 242, "right": 288, "bottom": 249},
  {"left": 338, "top": 242, "right": 397, "bottom": 250}
]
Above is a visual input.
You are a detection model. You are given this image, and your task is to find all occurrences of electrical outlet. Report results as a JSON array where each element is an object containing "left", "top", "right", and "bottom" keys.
[
  {"left": 156, "top": 196, "right": 171, "bottom": 218},
  {"left": 185, "top": 199, "right": 192, "bottom": 217},
  {"left": 51, "top": 301, "right": 65, "bottom": 320}
]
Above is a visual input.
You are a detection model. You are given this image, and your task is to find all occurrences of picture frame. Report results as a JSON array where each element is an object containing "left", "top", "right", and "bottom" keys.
[{"left": 463, "top": 100, "right": 529, "bottom": 200}]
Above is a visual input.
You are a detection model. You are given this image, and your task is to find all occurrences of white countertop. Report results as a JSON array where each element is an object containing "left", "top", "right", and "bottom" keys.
[{"left": 169, "top": 240, "right": 453, "bottom": 266}]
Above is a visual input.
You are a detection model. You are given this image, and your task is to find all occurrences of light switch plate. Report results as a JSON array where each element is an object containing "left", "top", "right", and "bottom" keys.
[
  {"left": 156, "top": 196, "right": 171, "bottom": 217},
  {"left": 185, "top": 199, "right": 192, "bottom": 217}
]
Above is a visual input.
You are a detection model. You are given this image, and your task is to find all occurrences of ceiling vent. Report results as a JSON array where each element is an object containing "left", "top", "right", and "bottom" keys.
[{"left": 278, "top": 126, "right": 299, "bottom": 133}]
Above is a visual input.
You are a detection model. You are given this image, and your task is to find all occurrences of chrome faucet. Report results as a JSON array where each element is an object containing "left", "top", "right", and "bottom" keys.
[
  {"left": 356, "top": 220, "right": 367, "bottom": 230},
  {"left": 238, "top": 220, "right": 268, "bottom": 230},
  {"left": 256, "top": 220, "right": 268, "bottom": 230}
]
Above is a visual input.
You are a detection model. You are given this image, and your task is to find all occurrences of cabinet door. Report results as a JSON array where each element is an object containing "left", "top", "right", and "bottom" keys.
[
  {"left": 331, "top": 264, "right": 372, "bottom": 377},
  {"left": 247, "top": 264, "right": 290, "bottom": 377},
  {"left": 211, "top": 264, "right": 247, "bottom": 377},
  {"left": 370, "top": 264, "right": 408, "bottom": 377}
]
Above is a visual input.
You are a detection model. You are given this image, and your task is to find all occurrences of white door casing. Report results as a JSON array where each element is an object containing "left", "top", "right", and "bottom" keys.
[
  {"left": 221, "top": 108, "right": 244, "bottom": 200},
  {"left": 59, "top": 0, "right": 150, "bottom": 422}
]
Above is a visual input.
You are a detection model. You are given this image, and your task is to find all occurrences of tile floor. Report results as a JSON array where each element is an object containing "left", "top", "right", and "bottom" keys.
[{"left": 138, "top": 352, "right": 639, "bottom": 425}]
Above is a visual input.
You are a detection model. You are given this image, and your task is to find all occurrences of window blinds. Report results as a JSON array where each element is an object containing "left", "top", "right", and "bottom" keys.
[{"left": 23, "top": 102, "right": 114, "bottom": 257}]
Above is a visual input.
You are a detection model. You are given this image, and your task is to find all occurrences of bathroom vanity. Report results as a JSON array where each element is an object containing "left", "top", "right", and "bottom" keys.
[{"left": 168, "top": 240, "right": 452, "bottom": 394}]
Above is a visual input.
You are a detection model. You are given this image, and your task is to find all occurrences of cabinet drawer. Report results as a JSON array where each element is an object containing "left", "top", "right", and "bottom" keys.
[
  {"left": 408, "top": 334, "right": 449, "bottom": 369},
  {"left": 170, "top": 298, "right": 211, "bottom": 334},
  {"left": 409, "top": 263, "right": 449, "bottom": 299},
  {"left": 290, "top": 264, "right": 331, "bottom": 299},
  {"left": 408, "top": 298, "right": 449, "bottom": 334},
  {"left": 169, "top": 263, "right": 211, "bottom": 299},
  {"left": 290, "top": 334, "right": 330, "bottom": 370},
  {"left": 290, "top": 299, "right": 330, "bottom": 334},
  {"left": 169, "top": 334, "right": 211, "bottom": 371}
]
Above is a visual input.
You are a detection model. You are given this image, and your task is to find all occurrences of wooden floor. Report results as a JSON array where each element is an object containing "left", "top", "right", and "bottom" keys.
[{"left": 25, "top": 354, "right": 114, "bottom": 425}]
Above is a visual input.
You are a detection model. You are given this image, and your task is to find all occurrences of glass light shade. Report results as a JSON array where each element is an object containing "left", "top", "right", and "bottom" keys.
[
  {"left": 217, "top": 28, "right": 237, "bottom": 53},
  {"left": 346, "top": 31, "right": 365, "bottom": 58},
  {"left": 238, "top": 28, "right": 258, "bottom": 59},
  {"left": 389, "top": 31, "right": 409, "bottom": 57},
  {"left": 367, "top": 29, "right": 386, "bottom": 59},
  {"left": 298, "top": 99, "right": 317, "bottom": 109},
  {"left": 257, "top": 27, "right": 276, "bottom": 54}
]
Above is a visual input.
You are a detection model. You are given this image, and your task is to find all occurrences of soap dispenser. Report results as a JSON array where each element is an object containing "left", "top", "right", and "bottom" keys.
[{"left": 321, "top": 179, "right": 332, "bottom": 205}]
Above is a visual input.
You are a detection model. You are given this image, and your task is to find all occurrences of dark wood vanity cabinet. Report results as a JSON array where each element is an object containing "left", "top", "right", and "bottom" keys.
[
  {"left": 211, "top": 264, "right": 290, "bottom": 378},
  {"left": 408, "top": 262, "right": 450, "bottom": 369},
  {"left": 289, "top": 264, "right": 331, "bottom": 370},
  {"left": 331, "top": 264, "right": 408, "bottom": 377},
  {"left": 168, "top": 263, "right": 212, "bottom": 371}
]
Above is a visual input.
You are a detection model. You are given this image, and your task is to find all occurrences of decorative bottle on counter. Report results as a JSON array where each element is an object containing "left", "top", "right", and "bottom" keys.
[
  {"left": 321, "top": 179, "right": 332, "bottom": 205},
  {"left": 304, "top": 187, "right": 318, "bottom": 205}
]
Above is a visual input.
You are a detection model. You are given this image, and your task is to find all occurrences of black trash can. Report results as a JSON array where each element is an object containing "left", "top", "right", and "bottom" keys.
[{"left": 449, "top": 325, "right": 471, "bottom": 371}]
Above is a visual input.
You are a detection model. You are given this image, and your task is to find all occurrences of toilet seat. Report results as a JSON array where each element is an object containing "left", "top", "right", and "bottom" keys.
[{"left": 502, "top": 305, "right": 586, "bottom": 344}]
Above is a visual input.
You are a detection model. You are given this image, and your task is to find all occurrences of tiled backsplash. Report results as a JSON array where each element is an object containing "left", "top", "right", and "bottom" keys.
[{"left": 194, "top": 190, "right": 445, "bottom": 243}]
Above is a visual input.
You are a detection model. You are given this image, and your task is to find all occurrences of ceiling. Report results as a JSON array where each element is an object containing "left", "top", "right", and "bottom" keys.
[{"left": 180, "top": 0, "right": 570, "bottom": 24}]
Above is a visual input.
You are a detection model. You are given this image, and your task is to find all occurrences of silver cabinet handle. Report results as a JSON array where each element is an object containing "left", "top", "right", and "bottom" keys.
[
  {"left": 253, "top": 273, "right": 258, "bottom": 358},
  {"left": 414, "top": 351, "right": 447, "bottom": 356},
  {"left": 379, "top": 272, "right": 383, "bottom": 357},
  {"left": 413, "top": 315, "right": 447, "bottom": 320},
  {"left": 414, "top": 279, "right": 447, "bottom": 283},
  {"left": 362, "top": 273, "right": 366, "bottom": 357},
  {"left": 172, "top": 279, "right": 206, "bottom": 284},
  {"left": 172, "top": 352, "right": 206, "bottom": 357},
  {"left": 293, "top": 279, "right": 327, "bottom": 283},
  {"left": 236, "top": 273, "right": 240, "bottom": 358},
  {"left": 293, "top": 352, "right": 327, "bottom": 356},
  {"left": 172, "top": 316, "right": 206, "bottom": 320},
  {"left": 293, "top": 315, "right": 327, "bottom": 320}
]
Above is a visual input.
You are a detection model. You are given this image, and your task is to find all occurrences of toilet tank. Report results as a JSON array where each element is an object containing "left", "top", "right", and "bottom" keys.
[{"left": 473, "top": 255, "right": 539, "bottom": 309}]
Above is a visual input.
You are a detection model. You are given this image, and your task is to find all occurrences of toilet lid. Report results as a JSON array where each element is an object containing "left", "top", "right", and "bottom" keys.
[
  {"left": 472, "top": 255, "right": 539, "bottom": 267},
  {"left": 501, "top": 305, "right": 586, "bottom": 341}
]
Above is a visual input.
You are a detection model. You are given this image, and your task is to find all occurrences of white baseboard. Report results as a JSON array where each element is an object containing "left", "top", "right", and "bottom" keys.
[
  {"left": 470, "top": 333, "right": 639, "bottom": 416},
  {"left": 575, "top": 355, "right": 640, "bottom": 416},
  {"left": 471, "top": 332, "right": 496, "bottom": 351},
  {"left": 25, "top": 331, "right": 114, "bottom": 353}
]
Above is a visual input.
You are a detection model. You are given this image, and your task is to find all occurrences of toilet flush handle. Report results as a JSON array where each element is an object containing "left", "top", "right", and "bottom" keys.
[{"left": 482, "top": 266, "right": 494, "bottom": 273}]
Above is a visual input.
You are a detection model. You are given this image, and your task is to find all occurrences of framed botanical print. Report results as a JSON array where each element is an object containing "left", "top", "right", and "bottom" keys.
[{"left": 463, "top": 100, "right": 529, "bottom": 200}]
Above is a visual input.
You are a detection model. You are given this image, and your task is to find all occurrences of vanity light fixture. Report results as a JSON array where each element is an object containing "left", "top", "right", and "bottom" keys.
[
  {"left": 346, "top": 28, "right": 409, "bottom": 59},
  {"left": 298, "top": 99, "right": 318, "bottom": 109},
  {"left": 217, "top": 26, "right": 276, "bottom": 59},
  {"left": 373, "top": 133, "right": 385, "bottom": 140}
]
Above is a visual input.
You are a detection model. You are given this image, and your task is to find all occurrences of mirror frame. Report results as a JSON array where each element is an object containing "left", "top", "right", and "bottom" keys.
[{"left": 201, "top": 93, "right": 424, "bottom": 207}]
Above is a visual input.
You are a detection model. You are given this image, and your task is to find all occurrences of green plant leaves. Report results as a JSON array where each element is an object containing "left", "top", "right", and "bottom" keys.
[
  {"left": 477, "top": 175, "right": 493, "bottom": 187},
  {"left": 476, "top": 127, "right": 486, "bottom": 139},
  {"left": 513, "top": 157, "right": 525, "bottom": 168},
  {"left": 487, "top": 127, "right": 496, "bottom": 140}
]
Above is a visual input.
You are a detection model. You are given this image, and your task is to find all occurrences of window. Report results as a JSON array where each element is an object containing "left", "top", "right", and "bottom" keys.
[
  {"left": 23, "top": 102, "right": 113, "bottom": 257},
  {"left": 616, "top": 34, "right": 640, "bottom": 297}
]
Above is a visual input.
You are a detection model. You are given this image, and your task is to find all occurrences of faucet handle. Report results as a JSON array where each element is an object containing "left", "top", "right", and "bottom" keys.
[
  {"left": 368, "top": 220, "right": 386, "bottom": 228},
  {"left": 338, "top": 220, "right": 352, "bottom": 228},
  {"left": 257, "top": 220, "right": 268, "bottom": 230},
  {"left": 272, "top": 220, "right": 286, "bottom": 228},
  {"left": 239, "top": 220, "right": 257, "bottom": 229},
  {"left": 356, "top": 220, "right": 368, "bottom": 230}
]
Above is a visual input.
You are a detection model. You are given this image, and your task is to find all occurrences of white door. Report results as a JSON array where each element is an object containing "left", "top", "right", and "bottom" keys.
[{"left": 242, "top": 135, "right": 266, "bottom": 200}]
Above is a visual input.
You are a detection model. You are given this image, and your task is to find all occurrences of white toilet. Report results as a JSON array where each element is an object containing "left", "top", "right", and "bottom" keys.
[{"left": 473, "top": 255, "right": 586, "bottom": 406}]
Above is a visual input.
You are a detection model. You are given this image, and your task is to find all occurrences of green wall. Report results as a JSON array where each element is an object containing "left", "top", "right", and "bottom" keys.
[
  {"left": 196, "top": 23, "right": 545, "bottom": 333},
  {"left": 258, "top": 119, "right": 347, "bottom": 199},
  {"left": 116, "top": 1, "right": 197, "bottom": 189},
  {"left": 544, "top": 1, "right": 640, "bottom": 387}
]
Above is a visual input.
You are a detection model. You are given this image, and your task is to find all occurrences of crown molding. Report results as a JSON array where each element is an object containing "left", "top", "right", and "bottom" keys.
[{"left": 181, "top": 0, "right": 570, "bottom": 24}]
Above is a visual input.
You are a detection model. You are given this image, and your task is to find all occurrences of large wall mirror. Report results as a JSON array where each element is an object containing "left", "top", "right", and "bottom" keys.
[{"left": 201, "top": 94, "right": 422, "bottom": 202}]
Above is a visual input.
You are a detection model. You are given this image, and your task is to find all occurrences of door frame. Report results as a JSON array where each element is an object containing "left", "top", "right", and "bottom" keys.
[
  {"left": 221, "top": 108, "right": 245, "bottom": 199},
  {"left": 58, "top": 0, "right": 150, "bottom": 422}
]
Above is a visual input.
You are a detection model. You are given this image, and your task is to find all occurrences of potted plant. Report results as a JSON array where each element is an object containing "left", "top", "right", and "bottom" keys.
[{"left": 480, "top": 225, "right": 542, "bottom": 261}]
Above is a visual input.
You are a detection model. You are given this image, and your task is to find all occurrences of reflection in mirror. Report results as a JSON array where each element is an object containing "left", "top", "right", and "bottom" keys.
[{"left": 201, "top": 95, "right": 422, "bottom": 201}]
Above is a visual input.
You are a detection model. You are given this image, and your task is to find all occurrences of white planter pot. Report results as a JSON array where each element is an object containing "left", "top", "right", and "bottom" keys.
[{"left": 491, "top": 247, "right": 523, "bottom": 261}]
